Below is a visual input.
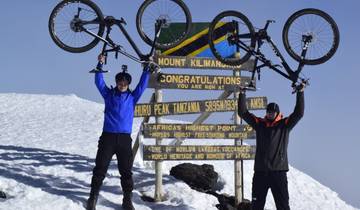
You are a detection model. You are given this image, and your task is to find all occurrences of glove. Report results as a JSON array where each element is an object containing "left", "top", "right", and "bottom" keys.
[
  {"left": 98, "top": 54, "right": 106, "bottom": 64},
  {"left": 96, "top": 62, "right": 103, "bottom": 71},
  {"left": 96, "top": 54, "right": 106, "bottom": 70},
  {"left": 292, "top": 81, "right": 307, "bottom": 93},
  {"left": 143, "top": 61, "right": 159, "bottom": 73}
]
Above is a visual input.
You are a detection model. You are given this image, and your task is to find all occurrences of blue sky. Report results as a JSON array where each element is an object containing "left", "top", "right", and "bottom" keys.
[{"left": 0, "top": 0, "right": 359, "bottom": 208}]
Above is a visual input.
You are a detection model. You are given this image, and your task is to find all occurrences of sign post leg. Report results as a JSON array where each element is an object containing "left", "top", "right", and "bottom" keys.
[
  {"left": 234, "top": 69, "right": 244, "bottom": 206},
  {"left": 154, "top": 87, "right": 163, "bottom": 202}
]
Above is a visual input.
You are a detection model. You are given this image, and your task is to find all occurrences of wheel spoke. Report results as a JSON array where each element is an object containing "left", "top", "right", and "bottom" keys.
[
  {"left": 284, "top": 9, "right": 339, "bottom": 64},
  {"left": 50, "top": 0, "right": 103, "bottom": 52},
  {"left": 137, "top": 0, "right": 190, "bottom": 48}
]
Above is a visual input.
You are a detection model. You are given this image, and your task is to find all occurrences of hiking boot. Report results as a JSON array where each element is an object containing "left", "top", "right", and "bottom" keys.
[
  {"left": 122, "top": 192, "right": 135, "bottom": 210},
  {"left": 86, "top": 194, "right": 98, "bottom": 210}
]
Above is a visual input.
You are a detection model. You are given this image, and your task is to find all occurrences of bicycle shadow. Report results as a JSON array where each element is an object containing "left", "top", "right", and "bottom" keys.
[{"left": 0, "top": 145, "right": 181, "bottom": 209}]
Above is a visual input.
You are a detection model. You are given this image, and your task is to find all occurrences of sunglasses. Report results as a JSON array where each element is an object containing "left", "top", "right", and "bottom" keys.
[{"left": 266, "top": 110, "right": 277, "bottom": 114}]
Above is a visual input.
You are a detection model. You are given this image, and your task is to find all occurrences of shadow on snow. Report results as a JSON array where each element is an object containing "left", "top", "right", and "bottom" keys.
[{"left": 0, "top": 145, "right": 180, "bottom": 209}]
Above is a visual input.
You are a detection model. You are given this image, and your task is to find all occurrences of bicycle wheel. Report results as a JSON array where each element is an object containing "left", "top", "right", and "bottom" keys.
[
  {"left": 48, "top": 0, "right": 105, "bottom": 53},
  {"left": 208, "top": 11, "right": 256, "bottom": 66},
  {"left": 136, "top": 0, "right": 192, "bottom": 50},
  {"left": 283, "top": 8, "right": 339, "bottom": 65}
]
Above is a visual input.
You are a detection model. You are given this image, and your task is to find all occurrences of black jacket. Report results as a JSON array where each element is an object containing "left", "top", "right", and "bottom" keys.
[{"left": 238, "top": 91, "right": 304, "bottom": 171}]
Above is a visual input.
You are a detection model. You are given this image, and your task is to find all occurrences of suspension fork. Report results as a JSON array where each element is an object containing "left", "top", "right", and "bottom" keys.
[
  {"left": 293, "top": 35, "right": 312, "bottom": 81},
  {"left": 99, "top": 26, "right": 113, "bottom": 63},
  {"left": 249, "top": 38, "right": 265, "bottom": 85},
  {"left": 147, "top": 19, "right": 163, "bottom": 59}
]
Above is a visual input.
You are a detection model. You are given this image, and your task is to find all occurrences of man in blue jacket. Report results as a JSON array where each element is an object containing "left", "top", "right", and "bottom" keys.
[{"left": 87, "top": 54, "right": 150, "bottom": 210}]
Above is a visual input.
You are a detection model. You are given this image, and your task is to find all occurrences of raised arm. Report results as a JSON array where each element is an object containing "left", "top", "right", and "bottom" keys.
[
  {"left": 238, "top": 91, "right": 258, "bottom": 128},
  {"left": 285, "top": 91, "right": 304, "bottom": 129},
  {"left": 94, "top": 58, "right": 110, "bottom": 99},
  {"left": 132, "top": 66, "right": 150, "bottom": 103}
]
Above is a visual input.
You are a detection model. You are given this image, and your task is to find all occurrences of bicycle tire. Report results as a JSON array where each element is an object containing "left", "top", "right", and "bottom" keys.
[
  {"left": 208, "top": 10, "right": 256, "bottom": 66},
  {"left": 48, "top": 0, "right": 105, "bottom": 53},
  {"left": 283, "top": 8, "right": 339, "bottom": 65},
  {"left": 136, "top": 0, "right": 192, "bottom": 50}
]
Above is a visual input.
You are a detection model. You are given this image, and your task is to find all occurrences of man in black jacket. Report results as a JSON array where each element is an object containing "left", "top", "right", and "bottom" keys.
[{"left": 238, "top": 87, "right": 304, "bottom": 210}]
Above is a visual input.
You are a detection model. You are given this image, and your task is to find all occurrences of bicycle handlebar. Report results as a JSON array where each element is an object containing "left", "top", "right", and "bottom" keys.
[{"left": 264, "top": 20, "right": 275, "bottom": 30}]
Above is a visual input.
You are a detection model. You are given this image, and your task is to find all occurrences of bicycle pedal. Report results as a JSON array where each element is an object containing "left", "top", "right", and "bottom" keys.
[
  {"left": 89, "top": 68, "right": 109, "bottom": 73},
  {"left": 237, "top": 85, "right": 258, "bottom": 92},
  {"left": 245, "top": 86, "right": 259, "bottom": 91}
]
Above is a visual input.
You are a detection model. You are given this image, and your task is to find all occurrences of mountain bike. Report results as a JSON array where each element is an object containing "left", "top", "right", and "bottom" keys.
[
  {"left": 48, "top": 0, "right": 192, "bottom": 70},
  {"left": 208, "top": 8, "right": 340, "bottom": 90}
]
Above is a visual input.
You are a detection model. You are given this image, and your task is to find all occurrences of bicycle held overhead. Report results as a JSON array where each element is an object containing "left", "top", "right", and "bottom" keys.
[
  {"left": 48, "top": 0, "right": 192, "bottom": 72},
  {"left": 208, "top": 8, "right": 340, "bottom": 91},
  {"left": 48, "top": 1, "right": 340, "bottom": 91}
]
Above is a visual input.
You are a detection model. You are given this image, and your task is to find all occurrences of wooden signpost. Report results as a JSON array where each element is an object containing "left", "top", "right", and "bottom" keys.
[{"left": 139, "top": 22, "right": 268, "bottom": 204}]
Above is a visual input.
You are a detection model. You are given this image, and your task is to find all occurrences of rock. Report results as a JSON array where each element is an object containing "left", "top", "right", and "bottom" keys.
[
  {"left": 0, "top": 191, "right": 6, "bottom": 199},
  {"left": 170, "top": 163, "right": 251, "bottom": 209},
  {"left": 170, "top": 163, "right": 218, "bottom": 192},
  {"left": 237, "top": 199, "right": 251, "bottom": 210},
  {"left": 215, "top": 193, "right": 251, "bottom": 210}
]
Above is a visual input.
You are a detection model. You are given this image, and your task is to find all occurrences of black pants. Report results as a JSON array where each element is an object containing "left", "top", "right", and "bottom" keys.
[
  {"left": 90, "top": 132, "right": 134, "bottom": 195},
  {"left": 251, "top": 171, "right": 290, "bottom": 210}
]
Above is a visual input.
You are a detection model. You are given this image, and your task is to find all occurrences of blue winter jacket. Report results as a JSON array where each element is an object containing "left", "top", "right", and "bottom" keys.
[{"left": 95, "top": 68, "right": 150, "bottom": 134}]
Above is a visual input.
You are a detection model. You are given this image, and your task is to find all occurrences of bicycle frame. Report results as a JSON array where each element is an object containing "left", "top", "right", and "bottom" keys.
[
  {"left": 76, "top": 16, "right": 162, "bottom": 64},
  {"left": 233, "top": 20, "right": 311, "bottom": 86}
]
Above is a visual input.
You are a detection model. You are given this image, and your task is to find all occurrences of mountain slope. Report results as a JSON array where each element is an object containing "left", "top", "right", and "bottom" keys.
[{"left": 0, "top": 93, "right": 357, "bottom": 210}]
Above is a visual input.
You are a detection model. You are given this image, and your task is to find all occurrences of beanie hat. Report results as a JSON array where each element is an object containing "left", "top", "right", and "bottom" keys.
[{"left": 266, "top": 102, "right": 280, "bottom": 113}]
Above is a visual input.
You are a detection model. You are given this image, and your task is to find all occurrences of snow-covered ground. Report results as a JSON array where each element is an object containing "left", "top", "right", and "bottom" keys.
[{"left": 0, "top": 93, "right": 357, "bottom": 210}]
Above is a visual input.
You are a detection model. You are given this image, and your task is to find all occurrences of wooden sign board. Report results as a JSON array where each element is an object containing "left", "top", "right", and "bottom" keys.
[
  {"left": 135, "top": 97, "right": 267, "bottom": 117},
  {"left": 148, "top": 73, "right": 255, "bottom": 91},
  {"left": 143, "top": 145, "right": 256, "bottom": 160},
  {"left": 142, "top": 123, "right": 255, "bottom": 139},
  {"left": 154, "top": 55, "right": 254, "bottom": 71}
]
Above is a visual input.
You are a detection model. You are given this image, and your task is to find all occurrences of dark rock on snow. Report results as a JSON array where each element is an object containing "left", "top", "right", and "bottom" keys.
[
  {"left": 170, "top": 163, "right": 219, "bottom": 192},
  {"left": 0, "top": 191, "right": 6, "bottom": 199},
  {"left": 170, "top": 163, "right": 251, "bottom": 210}
]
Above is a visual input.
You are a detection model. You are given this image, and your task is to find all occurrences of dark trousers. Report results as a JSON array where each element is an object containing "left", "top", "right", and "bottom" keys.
[
  {"left": 251, "top": 171, "right": 290, "bottom": 210},
  {"left": 90, "top": 132, "right": 134, "bottom": 195}
]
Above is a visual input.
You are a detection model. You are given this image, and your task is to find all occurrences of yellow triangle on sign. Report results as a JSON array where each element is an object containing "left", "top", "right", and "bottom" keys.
[{"left": 162, "top": 22, "right": 227, "bottom": 56}]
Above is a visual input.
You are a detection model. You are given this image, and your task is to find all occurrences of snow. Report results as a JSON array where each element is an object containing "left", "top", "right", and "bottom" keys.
[{"left": 0, "top": 93, "right": 357, "bottom": 210}]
